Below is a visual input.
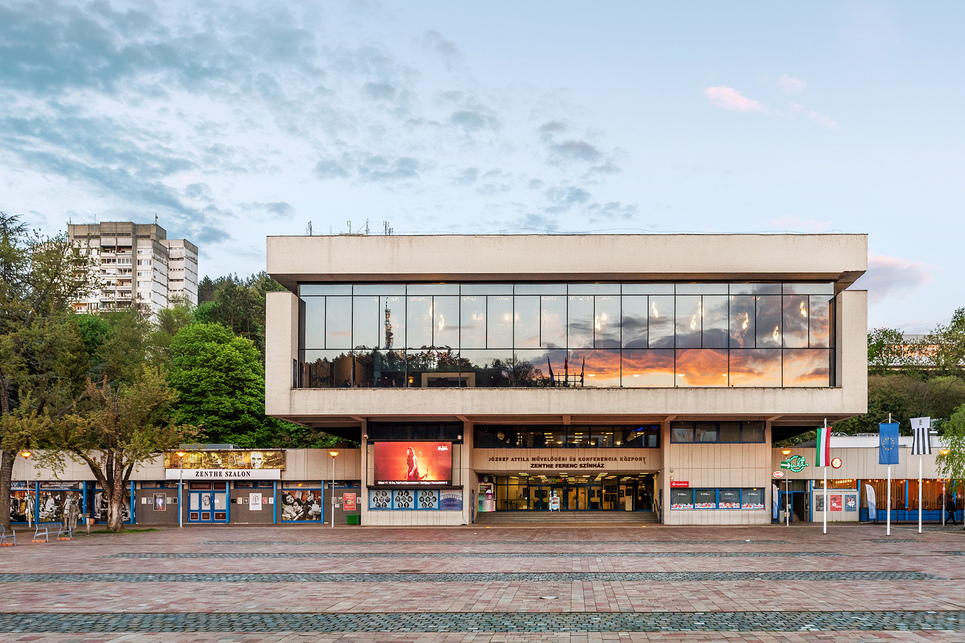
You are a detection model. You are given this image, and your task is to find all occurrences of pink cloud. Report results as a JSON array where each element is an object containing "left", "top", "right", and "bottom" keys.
[
  {"left": 775, "top": 74, "right": 807, "bottom": 95},
  {"left": 856, "top": 255, "right": 936, "bottom": 304},
  {"left": 704, "top": 86, "right": 765, "bottom": 112}
]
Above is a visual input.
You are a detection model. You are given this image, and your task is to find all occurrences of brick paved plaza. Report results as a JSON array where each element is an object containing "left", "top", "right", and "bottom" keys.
[{"left": 1, "top": 521, "right": 964, "bottom": 642}]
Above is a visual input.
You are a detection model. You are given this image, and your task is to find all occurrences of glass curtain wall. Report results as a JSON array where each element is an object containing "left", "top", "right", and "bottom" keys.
[{"left": 298, "top": 283, "right": 834, "bottom": 389}]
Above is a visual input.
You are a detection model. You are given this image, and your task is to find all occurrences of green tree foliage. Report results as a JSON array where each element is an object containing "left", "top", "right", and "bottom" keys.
[
  {"left": 0, "top": 212, "right": 92, "bottom": 530},
  {"left": 168, "top": 323, "right": 266, "bottom": 445},
  {"left": 45, "top": 365, "right": 198, "bottom": 532},
  {"left": 168, "top": 322, "right": 338, "bottom": 448},
  {"left": 868, "top": 327, "right": 916, "bottom": 375},
  {"left": 195, "top": 271, "right": 284, "bottom": 356},
  {"left": 924, "top": 308, "right": 965, "bottom": 377},
  {"left": 936, "top": 403, "right": 965, "bottom": 526}
]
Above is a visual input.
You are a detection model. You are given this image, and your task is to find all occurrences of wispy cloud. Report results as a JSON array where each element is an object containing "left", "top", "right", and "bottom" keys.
[
  {"left": 788, "top": 102, "right": 839, "bottom": 130},
  {"left": 774, "top": 74, "right": 807, "bottom": 95},
  {"left": 704, "top": 86, "right": 765, "bottom": 112},
  {"left": 857, "top": 255, "right": 936, "bottom": 304}
]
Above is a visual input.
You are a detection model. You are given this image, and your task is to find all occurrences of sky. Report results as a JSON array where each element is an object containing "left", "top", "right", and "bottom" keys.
[{"left": 1, "top": 1, "right": 962, "bottom": 333}]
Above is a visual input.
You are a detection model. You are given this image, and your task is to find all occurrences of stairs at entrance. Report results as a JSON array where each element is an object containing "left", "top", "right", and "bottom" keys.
[{"left": 476, "top": 511, "right": 659, "bottom": 525}]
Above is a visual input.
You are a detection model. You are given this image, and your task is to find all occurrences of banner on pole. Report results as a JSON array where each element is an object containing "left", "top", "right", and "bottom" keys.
[
  {"left": 911, "top": 417, "right": 932, "bottom": 455},
  {"left": 878, "top": 423, "right": 900, "bottom": 465}
]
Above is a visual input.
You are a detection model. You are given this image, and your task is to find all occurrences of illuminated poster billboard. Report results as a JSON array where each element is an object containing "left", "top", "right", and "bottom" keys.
[{"left": 373, "top": 442, "right": 452, "bottom": 487}]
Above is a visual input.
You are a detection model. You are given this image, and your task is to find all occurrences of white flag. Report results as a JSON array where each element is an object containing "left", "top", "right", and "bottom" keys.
[{"left": 911, "top": 417, "right": 931, "bottom": 455}]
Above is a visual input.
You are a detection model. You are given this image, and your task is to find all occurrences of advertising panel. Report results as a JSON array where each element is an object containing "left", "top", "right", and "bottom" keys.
[{"left": 373, "top": 442, "right": 452, "bottom": 486}]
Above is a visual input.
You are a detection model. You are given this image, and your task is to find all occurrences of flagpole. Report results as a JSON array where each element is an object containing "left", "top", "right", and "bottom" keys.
[
  {"left": 887, "top": 413, "right": 892, "bottom": 537},
  {"left": 918, "top": 453, "right": 923, "bottom": 534},
  {"left": 823, "top": 418, "right": 828, "bottom": 535}
]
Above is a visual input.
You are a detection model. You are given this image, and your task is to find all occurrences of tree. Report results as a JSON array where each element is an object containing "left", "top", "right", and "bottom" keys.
[
  {"left": 168, "top": 322, "right": 336, "bottom": 448},
  {"left": 936, "top": 402, "right": 965, "bottom": 529},
  {"left": 44, "top": 365, "right": 198, "bottom": 531},
  {"left": 168, "top": 323, "right": 269, "bottom": 445},
  {"left": 924, "top": 308, "right": 965, "bottom": 377},
  {"left": 0, "top": 212, "right": 92, "bottom": 530},
  {"left": 868, "top": 328, "right": 916, "bottom": 375}
]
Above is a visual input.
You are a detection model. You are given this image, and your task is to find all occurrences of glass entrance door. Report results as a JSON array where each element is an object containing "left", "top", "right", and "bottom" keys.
[{"left": 188, "top": 491, "right": 227, "bottom": 523}]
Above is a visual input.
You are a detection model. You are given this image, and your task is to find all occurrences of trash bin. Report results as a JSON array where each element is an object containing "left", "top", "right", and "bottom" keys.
[{"left": 346, "top": 514, "right": 360, "bottom": 525}]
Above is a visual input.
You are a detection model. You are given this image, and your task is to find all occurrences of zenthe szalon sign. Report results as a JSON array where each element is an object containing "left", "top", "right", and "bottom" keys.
[{"left": 165, "top": 469, "right": 281, "bottom": 480}]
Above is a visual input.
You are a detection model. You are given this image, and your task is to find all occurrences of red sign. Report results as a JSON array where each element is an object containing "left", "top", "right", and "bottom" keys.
[
  {"left": 343, "top": 492, "right": 357, "bottom": 511},
  {"left": 773, "top": 471, "right": 785, "bottom": 478},
  {"left": 670, "top": 481, "right": 689, "bottom": 488},
  {"left": 831, "top": 457, "right": 843, "bottom": 469}
]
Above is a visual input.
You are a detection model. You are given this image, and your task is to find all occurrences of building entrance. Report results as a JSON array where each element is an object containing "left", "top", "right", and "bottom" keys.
[
  {"left": 498, "top": 474, "right": 654, "bottom": 511},
  {"left": 188, "top": 490, "right": 227, "bottom": 523}
]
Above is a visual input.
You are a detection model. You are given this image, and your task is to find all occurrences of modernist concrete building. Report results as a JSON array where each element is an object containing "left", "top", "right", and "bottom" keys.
[
  {"left": 68, "top": 222, "right": 199, "bottom": 315},
  {"left": 265, "top": 233, "right": 869, "bottom": 526}
]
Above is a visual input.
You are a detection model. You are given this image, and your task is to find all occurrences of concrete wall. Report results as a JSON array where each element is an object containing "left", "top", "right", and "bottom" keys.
[
  {"left": 12, "top": 449, "right": 362, "bottom": 483},
  {"left": 267, "top": 234, "right": 867, "bottom": 288}
]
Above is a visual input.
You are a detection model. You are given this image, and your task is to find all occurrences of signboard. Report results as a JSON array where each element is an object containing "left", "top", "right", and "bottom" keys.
[
  {"left": 343, "top": 492, "right": 357, "bottom": 512},
  {"left": 165, "top": 450, "right": 285, "bottom": 472},
  {"left": 373, "top": 442, "right": 452, "bottom": 487},
  {"left": 549, "top": 493, "right": 561, "bottom": 511},
  {"left": 166, "top": 469, "right": 280, "bottom": 480},
  {"left": 831, "top": 457, "right": 843, "bottom": 469},
  {"left": 773, "top": 471, "right": 785, "bottom": 478},
  {"left": 780, "top": 455, "right": 808, "bottom": 472},
  {"left": 670, "top": 481, "right": 690, "bottom": 488}
]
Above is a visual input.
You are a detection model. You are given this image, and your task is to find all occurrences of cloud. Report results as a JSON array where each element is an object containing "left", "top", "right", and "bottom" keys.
[
  {"left": 775, "top": 74, "right": 807, "bottom": 95},
  {"left": 857, "top": 255, "right": 936, "bottom": 304},
  {"left": 549, "top": 140, "right": 602, "bottom": 163},
  {"left": 788, "top": 102, "right": 839, "bottom": 130},
  {"left": 361, "top": 82, "right": 397, "bottom": 101},
  {"left": 420, "top": 30, "right": 462, "bottom": 67},
  {"left": 449, "top": 109, "right": 498, "bottom": 131},
  {"left": 315, "top": 152, "right": 423, "bottom": 183},
  {"left": 704, "top": 86, "right": 765, "bottom": 112}
]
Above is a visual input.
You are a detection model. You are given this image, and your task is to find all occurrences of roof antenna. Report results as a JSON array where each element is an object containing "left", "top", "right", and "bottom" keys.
[{"left": 306, "top": 221, "right": 313, "bottom": 236}]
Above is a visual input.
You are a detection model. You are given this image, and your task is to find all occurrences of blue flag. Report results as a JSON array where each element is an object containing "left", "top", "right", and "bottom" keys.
[{"left": 879, "top": 422, "right": 900, "bottom": 465}]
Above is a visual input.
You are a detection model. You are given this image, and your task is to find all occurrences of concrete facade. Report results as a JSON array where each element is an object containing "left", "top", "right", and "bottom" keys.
[
  {"left": 265, "top": 233, "right": 870, "bottom": 527},
  {"left": 68, "top": 222, "right": 199, "bottom": 315}
]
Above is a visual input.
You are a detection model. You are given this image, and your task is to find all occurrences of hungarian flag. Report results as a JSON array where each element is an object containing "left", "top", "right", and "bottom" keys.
[{"left": 815, "top": 426, "right": 831, "bottom": 467}]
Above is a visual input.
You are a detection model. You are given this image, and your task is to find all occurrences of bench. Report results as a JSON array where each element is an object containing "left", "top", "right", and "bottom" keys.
[
  {"left": 32, "top": 522, "right": 71, "bottom": 543},
  {"left": 0, "top": 526, "right": 14, "bottom": 546}
]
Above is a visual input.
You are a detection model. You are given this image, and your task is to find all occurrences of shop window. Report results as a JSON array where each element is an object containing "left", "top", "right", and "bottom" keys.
[{"left": 670, "top": 489, "right": 693, "bottom": 509}]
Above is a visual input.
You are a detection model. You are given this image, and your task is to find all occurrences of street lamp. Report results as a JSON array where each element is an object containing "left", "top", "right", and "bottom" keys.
[
  {"left": 781, "top": 448, "right": 792, "bottom": 526},
  {"left": 176, "top": 451, "right": 186, "bottom": 529},
  {"left": 329, "top": 451, "right": 339, "bottom": 529},
  {"left": 18, "top": 450, "right": 32, "bottom": 526},
  {"left": 940, "top": 449, "right": 950, "bottom": 526}
]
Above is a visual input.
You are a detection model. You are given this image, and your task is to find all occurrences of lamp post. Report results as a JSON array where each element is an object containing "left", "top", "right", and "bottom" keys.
[
  {"left": 329, "top": 451, "right": 339, "bottom": 528},
  {"left": 176, "top": 451, "right": 186, "bottom": 528},
  {"left": 18, "top": 450, "right": 32, "bottom": 526},
  {"left": 780, "top": 448, "right": 792, "bottom": 526},
  {"left": 940, "top": 449, "right": 950, "bottom": 526}
]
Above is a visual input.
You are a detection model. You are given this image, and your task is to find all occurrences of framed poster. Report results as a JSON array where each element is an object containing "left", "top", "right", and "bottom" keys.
[
  {"left": 844, "top": 494, "right": 858, "bottom": 512},
  {"left": 670, "top": 488, "right": 693, "bottom": 510},
  {"left": 694, "top": 489, "right": 716, "bottom": 509},
  {"left": 440, "top": 490, "right": 462, "bottom": 511},
  {"left": 830, "top": 495, "right": 843, "bottom": 512},
  {"left": 369, "top": 489, "right": 391, "bottom": 510},
  {"left": 249, "top": 493, "right": 262, "bottom": 511},
  {"left": 392, "top": 489, "right": 416, "bottom": 510},
  {"left": 153, "top": 494, "right": 165, "bottom": 511},
  {"left": 417, "top": 489, "right": 439, "bottom": 509}
]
